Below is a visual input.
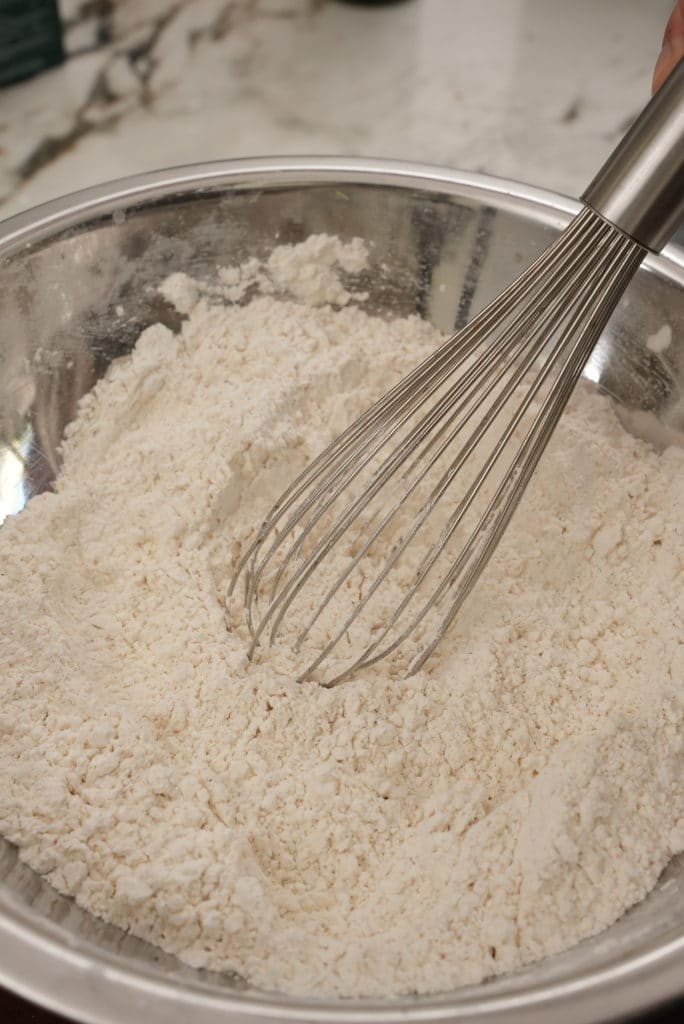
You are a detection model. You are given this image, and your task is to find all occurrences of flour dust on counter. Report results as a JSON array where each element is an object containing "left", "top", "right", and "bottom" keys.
[{"left": 0, "top": 235, "right": 682, "bottom": 998}]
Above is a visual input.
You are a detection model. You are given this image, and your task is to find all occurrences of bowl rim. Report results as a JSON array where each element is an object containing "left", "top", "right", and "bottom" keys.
[
  {"left": 0, "top": 155, "right": 682, "bottom": 1024},
  {"left": 1, "top": 153, "right": 682, "bottom": 270}
]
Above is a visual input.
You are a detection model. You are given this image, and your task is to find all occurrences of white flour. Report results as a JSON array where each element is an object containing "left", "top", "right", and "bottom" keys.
[{"left": 0, "top": 236, "right": 682, "bottom": 998}]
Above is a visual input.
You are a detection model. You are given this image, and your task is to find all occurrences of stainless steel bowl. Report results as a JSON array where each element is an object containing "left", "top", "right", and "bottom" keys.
[{"left": 0, "top": 158, "right": 682, "bottom": 1024}]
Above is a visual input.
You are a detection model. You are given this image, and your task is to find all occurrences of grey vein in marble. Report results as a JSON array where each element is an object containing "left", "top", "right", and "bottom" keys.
[{"left": 0, "top": 0, "right": 673, "bottom": 219}]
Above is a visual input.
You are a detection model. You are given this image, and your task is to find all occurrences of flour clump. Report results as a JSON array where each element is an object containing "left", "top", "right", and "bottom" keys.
[{"left": 0, "top": 236, "right": 682, "bottom": 998}]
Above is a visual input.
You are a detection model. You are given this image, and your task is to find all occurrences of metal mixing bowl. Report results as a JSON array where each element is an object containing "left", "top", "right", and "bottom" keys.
[{"left": 0, "top": 158, "right": 682, "bottom": 1024}]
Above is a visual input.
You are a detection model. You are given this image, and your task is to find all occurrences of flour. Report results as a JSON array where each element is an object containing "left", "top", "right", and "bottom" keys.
[{"left": 0, "top": 236, "right": 682, "bottom": 998}]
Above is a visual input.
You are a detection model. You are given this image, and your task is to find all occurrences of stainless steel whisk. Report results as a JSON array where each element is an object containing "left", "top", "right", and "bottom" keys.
[{"left": 231, "top": 61, "right": 684, "bottom": 687}]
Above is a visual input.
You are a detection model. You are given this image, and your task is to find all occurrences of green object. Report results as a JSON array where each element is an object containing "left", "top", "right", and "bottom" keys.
[{"left": 0, "top": 0, "right": 63, "bottom": 88}]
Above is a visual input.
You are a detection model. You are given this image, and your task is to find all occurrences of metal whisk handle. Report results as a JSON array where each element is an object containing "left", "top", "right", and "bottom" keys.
[{"left": 582, "top": 58, "right": 684, "bottom": 252}]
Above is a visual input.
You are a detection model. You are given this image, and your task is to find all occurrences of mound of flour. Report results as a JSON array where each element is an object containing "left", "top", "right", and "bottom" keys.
[{"left": 0, "top": 236, "right": 682, "bottom": 998}]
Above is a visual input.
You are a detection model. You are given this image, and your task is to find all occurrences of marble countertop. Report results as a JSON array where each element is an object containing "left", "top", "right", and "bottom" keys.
[{"left": 0, "top": 0, "right": 674, "bottom": 222}]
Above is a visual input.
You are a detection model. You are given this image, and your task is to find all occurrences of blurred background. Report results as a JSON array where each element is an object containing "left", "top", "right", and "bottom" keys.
[{"left": 0, "top": 0, "right": 675, "bottom": 220}]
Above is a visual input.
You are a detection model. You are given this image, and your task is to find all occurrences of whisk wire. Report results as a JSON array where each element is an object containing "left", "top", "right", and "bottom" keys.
[
  {"left": 233, "top": 210, "right": 593, "bottom": 609},
  {"left": 307, "top": 231, "right": 640, "bottom": 685},
  {"left": 250, "top": 214, "right": 609, "bottom": 648},
  {"left": 292, "top": 230, "right": 617, "bottom": 665},
  {"left": 231, "top": 207, "right": 645, "bottom": 684},
  {"left": 404, "top": 236, "right": 645, "bottom": 676},
  {"left": 257, "top": 215, "right": 613, "bottom": 648}
]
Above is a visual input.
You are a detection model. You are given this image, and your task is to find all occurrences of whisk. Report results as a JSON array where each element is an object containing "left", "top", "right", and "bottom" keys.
[{"left": 231, "top": 61, "right": 684, "bottom": 687}]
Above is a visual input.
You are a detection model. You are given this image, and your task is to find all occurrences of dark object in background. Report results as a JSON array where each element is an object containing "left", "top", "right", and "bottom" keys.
[
  {"left": 336, "top": 1, "right": 412, "bottom": 6},
  {"left": 0, "top": 0, "right": 63, "bottom": 88}
]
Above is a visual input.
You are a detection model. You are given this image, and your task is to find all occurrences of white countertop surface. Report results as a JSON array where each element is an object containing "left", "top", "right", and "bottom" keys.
[{"left": 0, "top": 0, "right": 674, "bottom": 221}]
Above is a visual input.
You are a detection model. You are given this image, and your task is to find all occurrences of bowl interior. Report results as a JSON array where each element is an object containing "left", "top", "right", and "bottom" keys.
[{"left": 0, "top": 163, "right": 682, "bottom": 1024}]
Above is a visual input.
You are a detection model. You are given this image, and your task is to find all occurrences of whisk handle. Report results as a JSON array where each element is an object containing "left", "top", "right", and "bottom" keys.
[{"left": 582, "top": 58, "right": 684, "bottom": 252}]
